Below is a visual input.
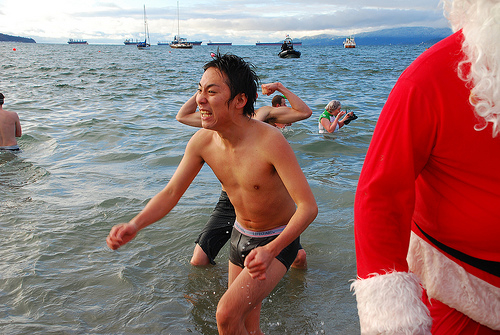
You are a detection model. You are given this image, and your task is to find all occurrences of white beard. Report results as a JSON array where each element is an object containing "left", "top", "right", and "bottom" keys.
[{"left": 443, "top": 0, "right": 500, "bottom": 136}]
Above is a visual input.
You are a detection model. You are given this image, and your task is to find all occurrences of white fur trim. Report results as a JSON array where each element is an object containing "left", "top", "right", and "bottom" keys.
[
  {"left": 408, "top": 233, "right": 500, "bottom": 330},
  {"left": 350, "top": 272, "right": 432, "bottom": 335}
]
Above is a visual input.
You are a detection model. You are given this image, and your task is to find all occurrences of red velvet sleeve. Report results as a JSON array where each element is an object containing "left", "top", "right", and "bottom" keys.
[{"left": 354, "top": 72, "right": 439, "bottom": 279}]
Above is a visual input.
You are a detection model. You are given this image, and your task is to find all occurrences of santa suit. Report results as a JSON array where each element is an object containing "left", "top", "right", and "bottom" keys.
[{"left": 352, "top": 31, "right": 500, "bottom": 334}]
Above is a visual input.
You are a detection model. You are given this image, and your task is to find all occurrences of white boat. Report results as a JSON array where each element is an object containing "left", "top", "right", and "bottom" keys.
[
  {"left": 343, "top": 36, "right": 356, "bottom": 48},
  {"left": 158, "top": 40, "right": 201, "bottom": 46},
  {"left": 170, "top": 36, "right": 193, "bottom": 49},
  {"left": 170, "top": 1, "right": 192, "bottom": 49},
  {"left": 137, "top": 5, "right": 151, "bottom": 50}
]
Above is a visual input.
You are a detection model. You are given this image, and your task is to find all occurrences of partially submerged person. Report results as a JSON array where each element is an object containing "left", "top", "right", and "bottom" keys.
[
  {"left": 271, "top": 94, "right": 286, "bottom": 107},
  {"left": 107, "top": 53, "right": 318, "bottom": 334},
  {"left": 318, "top": 99, "right": 356, "bottom": 134},
  {"left": 270, "top": 94, "right": 291, "bottom": 129},
  {"left": 0, "top": 93, "right": 22, "bottom": 151},
  {"left": 176, "top": 81, "right": 312, "bottom": 269}
]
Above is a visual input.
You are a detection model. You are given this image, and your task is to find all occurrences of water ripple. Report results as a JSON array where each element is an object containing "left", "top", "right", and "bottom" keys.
[{"left": 0, "top": 41, "right": 428, "bottom": 334}]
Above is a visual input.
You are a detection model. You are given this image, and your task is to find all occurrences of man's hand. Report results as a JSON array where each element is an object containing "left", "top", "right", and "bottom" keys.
[
  {"left": 244, "top": 246, "right": 275, "bottom": 280},
  {"left": 261, "top": 82, "right": 282, "bottom": 96},
  {"left": 106, "top": 222, "right": 139, "bottom": 250}
]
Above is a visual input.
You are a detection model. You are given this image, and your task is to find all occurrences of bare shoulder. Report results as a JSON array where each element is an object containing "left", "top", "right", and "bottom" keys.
[
  {"left": 182, "top": 129, "right": 216, "bottom": 163},
  {"left": 250, "top": 119, "right": 291, "bottom": 150},
  {"left": 188, "top": 128, "right": 214, "bottom": 146},
  {"left": 250, "top": 117, "right": 279, "bottom": 132},
  {"left": 0, "top": 109, "right": 19, "bottom": 120}
]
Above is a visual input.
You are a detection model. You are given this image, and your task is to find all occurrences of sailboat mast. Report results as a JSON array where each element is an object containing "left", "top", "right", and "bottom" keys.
[
  {"left": 177, "top": 1, "right": 180, "bottom": 39},
  {"left": 143, "top": 5, "right": 147, "bottom": 42},
  {"left": 137, "top": 4, "right": 150, "bottom": 49},
  {"left": 169, "top": 1, "right": 192, "bottom": 48}
]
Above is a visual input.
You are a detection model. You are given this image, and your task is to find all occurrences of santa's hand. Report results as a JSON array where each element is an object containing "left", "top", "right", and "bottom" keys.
[{"left": 106, "top": 222, "right": 138, "bottom": 250}]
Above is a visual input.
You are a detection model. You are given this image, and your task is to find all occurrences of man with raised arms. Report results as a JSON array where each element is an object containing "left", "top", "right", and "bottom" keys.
[
  {"left": 176, "top": 81, "right": 312, "bottom": 128},
  {"left": 176, "top": 81, "right": 312, "bottom": 269},
  {"left": 106, "top": 53, "right": 318, "bottom": 334}
]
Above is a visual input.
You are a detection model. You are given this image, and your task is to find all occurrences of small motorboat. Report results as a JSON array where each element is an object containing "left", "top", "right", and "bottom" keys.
[
  {"left": 278, "top": 35, "right": 301, "bottom": 58},
  {"left": 343, "top": 36, "right": 356, "bottom": 48},
  {"left": 278, "top": 49, "right": 301, "bottom": 58}
]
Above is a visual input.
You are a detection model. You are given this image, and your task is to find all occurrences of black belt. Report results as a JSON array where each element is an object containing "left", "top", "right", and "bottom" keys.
[{"left": 414, "top": 222, "right": 500, "bottom": 278}]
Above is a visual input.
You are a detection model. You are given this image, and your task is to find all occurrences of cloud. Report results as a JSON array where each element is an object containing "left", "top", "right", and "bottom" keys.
[{"left": 0, "top": 0, "right": 447, "bottom": 44}]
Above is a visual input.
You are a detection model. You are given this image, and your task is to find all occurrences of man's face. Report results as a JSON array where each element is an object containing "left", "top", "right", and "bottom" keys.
[
  {"left": 280, "top": 98, "right": 287, "bottom": 107},
  {"left": 196, "top": 67, "right": 233, "bottom": 129}
]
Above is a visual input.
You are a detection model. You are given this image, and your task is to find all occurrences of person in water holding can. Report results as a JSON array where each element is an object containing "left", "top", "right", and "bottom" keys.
[{"left": 318, "top": 99, "right": 357, "bottom": 134}]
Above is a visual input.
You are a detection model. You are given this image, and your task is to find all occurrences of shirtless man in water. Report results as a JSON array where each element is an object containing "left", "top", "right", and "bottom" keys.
[
  {"left": 176, "top": 81, "right": 312, "bottom": 269},
  {"left": 106, "top": 53, "right": 318, "bottom": 334},
  {"left": 0, "top": 93, "right": 22, "bottom": 151}
]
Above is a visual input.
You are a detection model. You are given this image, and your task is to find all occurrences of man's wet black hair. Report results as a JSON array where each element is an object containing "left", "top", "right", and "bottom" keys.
[{"left": 203, "top": 52, "right": 259, "bottom": 117}]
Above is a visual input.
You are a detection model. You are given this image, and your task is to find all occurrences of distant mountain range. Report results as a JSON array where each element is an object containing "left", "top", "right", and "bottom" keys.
[
  {"left": 0, "top": 33, "right": 36, "bottom": 43},
  {"left": 1, "top": 26, "right": 452, "bottom": 46},
  {"left": 299, "top": 27, "right": 453, "bottom": 46}
]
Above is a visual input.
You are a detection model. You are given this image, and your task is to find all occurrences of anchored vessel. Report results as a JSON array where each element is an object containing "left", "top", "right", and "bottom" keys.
[
  {"left": 343, "top": 36, "right": 356, "bottom": 48},
  {"left": 170, "top": 1, "right": 192, "bottom": 49},
  {"left": 278, "top": 35, "right": 301, "bottom": 58},
  {"left": 68, "top": 39, "right": 88, "bottom": 45},
  {"left": 137, "top": 5, "right": 151, "bottom": 50}
]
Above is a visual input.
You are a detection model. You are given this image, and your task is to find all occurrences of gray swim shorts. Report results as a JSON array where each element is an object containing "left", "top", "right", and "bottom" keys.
[{"left": 229, "top": 220, "right": 300, "bottom": 270}]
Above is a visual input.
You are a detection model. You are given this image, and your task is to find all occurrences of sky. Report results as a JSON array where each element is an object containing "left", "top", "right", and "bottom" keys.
[{"left": 0, "top": 0, "right": 449, "bottom": 45}]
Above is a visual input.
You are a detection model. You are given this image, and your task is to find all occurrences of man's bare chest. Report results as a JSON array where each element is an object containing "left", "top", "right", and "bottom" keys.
[{"left": 202, "top": 146, "right": 276, "bottom": 190}]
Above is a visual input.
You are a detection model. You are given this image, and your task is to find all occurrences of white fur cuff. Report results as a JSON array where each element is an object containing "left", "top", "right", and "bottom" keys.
[{"left": 350, "top": 271, "right": 432, "bottom": 335}]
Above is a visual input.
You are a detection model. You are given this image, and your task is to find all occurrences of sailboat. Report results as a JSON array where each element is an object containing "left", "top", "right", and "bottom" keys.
[
  {"left": 137, "top": 5, "right": 151, "bottom": 50},
  {"left": 170, "top": 1, "right": 192, "bottom": 49}
]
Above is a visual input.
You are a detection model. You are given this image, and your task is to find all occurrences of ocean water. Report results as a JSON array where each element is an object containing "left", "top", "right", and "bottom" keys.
[{"left": 1, "top": 42, "right": 427, "bottom": 334}]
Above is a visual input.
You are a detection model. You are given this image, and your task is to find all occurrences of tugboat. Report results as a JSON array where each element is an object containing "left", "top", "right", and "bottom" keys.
[{"left": 278, "top": 35, "right": 301, "bottom": 58}]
